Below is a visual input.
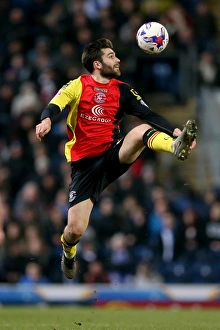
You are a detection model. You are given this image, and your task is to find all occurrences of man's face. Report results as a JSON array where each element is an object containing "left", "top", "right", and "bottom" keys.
[{"left": 98, "top": 48, "right": 121, "bottom": 78}]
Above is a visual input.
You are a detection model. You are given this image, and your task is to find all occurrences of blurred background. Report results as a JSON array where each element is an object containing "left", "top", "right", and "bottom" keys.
[{"left": 0, "top": 0, "right": 220, "bottom": 288}]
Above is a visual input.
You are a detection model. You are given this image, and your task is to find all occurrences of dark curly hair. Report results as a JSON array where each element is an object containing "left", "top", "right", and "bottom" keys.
[{"left": 81, "top": 38, "right": 113, "bottom": 73}]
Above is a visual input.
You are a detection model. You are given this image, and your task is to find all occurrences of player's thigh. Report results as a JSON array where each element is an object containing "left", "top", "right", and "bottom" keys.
[
  {"left": 67, "top": 198, "right": 94, "bottom": 235},
  {"left": 119, "top": 123, "right": 151, "bottom": 163}
]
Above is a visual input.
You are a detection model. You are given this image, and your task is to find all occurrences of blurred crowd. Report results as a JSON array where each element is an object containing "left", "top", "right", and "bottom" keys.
[{"left": 0, "top": 0, "right": 220, "bottom": 285}]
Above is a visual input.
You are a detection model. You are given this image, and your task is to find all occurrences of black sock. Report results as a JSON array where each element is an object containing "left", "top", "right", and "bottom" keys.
[{"left": 142, "top": 128, "right": 158, "bottom": 146}]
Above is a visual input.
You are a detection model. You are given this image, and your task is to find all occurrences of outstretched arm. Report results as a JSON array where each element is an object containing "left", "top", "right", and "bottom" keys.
[
  {"left": 35, "top": 103, "right": 60, "bottom": 141},
  {"left": 35, "top": 80, "right": 77, "bottom": 141},
  {"left": 123, "top": 85, "right": 196, "bottom": 150}
]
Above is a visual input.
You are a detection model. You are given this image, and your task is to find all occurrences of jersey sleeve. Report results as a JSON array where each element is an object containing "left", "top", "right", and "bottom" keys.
[
  {"left": 40, "top": 78, "right": 81, "bottom": 121},
  {"left": 49, "top": 79, "right": 80, "bottom": 110},
  {"left": 120, "top": 83, "right": 176, "bottom": 136}
]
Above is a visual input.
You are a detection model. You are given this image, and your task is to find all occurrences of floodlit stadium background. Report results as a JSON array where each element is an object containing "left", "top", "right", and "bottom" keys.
[{"left": 1, "top": 0, "right": 220, "bottom": 306}]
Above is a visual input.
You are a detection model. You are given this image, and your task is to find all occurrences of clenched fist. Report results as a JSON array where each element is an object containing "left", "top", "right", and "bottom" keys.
[{"left": 36, "top": 118, "right": 52, "bottom": 141}]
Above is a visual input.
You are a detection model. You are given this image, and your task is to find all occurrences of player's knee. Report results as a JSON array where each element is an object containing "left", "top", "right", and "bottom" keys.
[
  {"left": 131, "top": 124, "right": 152, "bottom": 140},
  {"left": 66, "top": 222, "right": 86, "bottom": 240},
  {"left": 139, "top": 123, "right": 152, "bottom": 135},
  {"left": 132, "top": 123, "right": 152, "bottom": 144}
]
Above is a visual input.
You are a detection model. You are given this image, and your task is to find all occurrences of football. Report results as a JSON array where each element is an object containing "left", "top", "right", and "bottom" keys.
[{"left": 136, "top": 22, "right": 169, "bottom": 54}]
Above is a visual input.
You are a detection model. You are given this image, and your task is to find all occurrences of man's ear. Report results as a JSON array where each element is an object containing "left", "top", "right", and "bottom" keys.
[{"left": 94, "top": 61, "right": 102, "bottom": 69}]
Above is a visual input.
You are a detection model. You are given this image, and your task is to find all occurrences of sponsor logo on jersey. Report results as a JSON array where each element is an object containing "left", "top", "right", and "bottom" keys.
[
  {"left": 140, "top": 99, "right": 149, "bottom": 107},
  {"left": 69, "top": 190, "right": 76, "bottom": 202},
  {"left": 61, "top": 81, "right": 71, "bottom": 90},
  {"left": 55, "top": 90, "right": 62, "bottom": 96},
  {"left": 54, "top": 81, "right": 71, "bottom": 97},
  {"left": 80, "top": 113, "right": 111, "bottom": 123},
  {"left": 80, "top": 105, "right": 111, "bottom": 123},
  {"left": 130, "top": 88, "right": 149, "bottom": 108},
  {"left": 94, "top": 87, "right": 108, "bottom": 93},
  {"left": 130, "top": 88, "right": 142, "bottom": 100},
  {"left": 94, "top": 92, "right": 106, "bottom": 104},
  {"left": 91, "top": 105, "right": 105, "bottom": 116}
]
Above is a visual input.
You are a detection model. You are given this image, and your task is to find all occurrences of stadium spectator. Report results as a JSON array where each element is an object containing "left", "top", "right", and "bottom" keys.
[
  {"left": 11, "top": 81, "right": 42, "bottom": 119},
  {"left": 132, "top": 261, "right": 164, "bottom": 287},
  {"left": 149, "top": 210, "right": 183, "bottom": 263},
  {"left": 162, "top": 2, "right": 194, "bottom": 50},
  {"left": 77, "top": 239, "right": 101, "bottom": 283},
  {"left": 180, "top": 207, "right": 207, "bottom": 256},
  {"left": 106, "top": 232, "right": 136, "bottom": 284},
  {"left": 205, "top": 201, "right": 220, "bottom": 254},
  {"left": 2, "top": 239, "right": 28, "bottom": 283},
  {"left": 0, "top": 194, "right": 5, "bottom": 245},
  {"left": 83, "top": 260, "right": 110, "bottom": 284},
  {"left": 0, "top": 84, "right": 15, "bottom": 139},
  {"left": 147, "top": 188, "right": 171, "bottom": 240},
  {"left": 13, "top": 181, "right": 46, "bottom": 221},
  {"left": 90, "top": 196, "right": 122, "bottom": 244},
  {"left": 19, "top": 261, "right": 50, "bottom": 285},
  {"left": 192, "top": 1, "right": 218, "bottom": 53},
  {"left": 197, "top": 51, "right": 220, "bottom": 87}
]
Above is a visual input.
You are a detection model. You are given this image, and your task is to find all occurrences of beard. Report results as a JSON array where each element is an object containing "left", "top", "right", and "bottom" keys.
[{"left": 100, "top": 62, "right": 121, "bottom": 79}]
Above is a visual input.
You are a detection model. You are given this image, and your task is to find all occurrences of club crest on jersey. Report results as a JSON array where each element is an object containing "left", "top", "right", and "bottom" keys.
[{"left": 94, "top": 92, "right": 106, "bottom": 104}]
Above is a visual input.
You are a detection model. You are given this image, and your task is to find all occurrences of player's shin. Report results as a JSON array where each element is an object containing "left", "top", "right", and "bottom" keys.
[{"left": 143, "top": 128, "right": 174, "bottom": 153}]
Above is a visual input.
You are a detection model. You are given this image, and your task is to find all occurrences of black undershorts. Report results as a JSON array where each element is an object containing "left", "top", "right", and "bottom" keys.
[{"left": 68, "top": 138, "right": 133, "bottom": 208}]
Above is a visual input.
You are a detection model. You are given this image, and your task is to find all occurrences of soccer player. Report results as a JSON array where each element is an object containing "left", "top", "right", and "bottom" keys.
[{"left": 36, "top": 38, "right": 197, "bottom": 279}]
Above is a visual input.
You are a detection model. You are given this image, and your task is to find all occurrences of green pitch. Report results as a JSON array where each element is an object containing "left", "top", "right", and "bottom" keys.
[{"left": 0, "top": 306, "right": 220, "bottom": 330}]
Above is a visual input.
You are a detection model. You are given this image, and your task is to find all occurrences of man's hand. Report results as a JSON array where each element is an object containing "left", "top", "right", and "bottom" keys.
[
  {"left": 172, "top": 128, "right": 182, "bottom": 137},
  {"left": 36, "top": 118, "right": 52, "bottom": 141},
  {"left": 173, "top": 127, "right": 196, "bottom": 150}
]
